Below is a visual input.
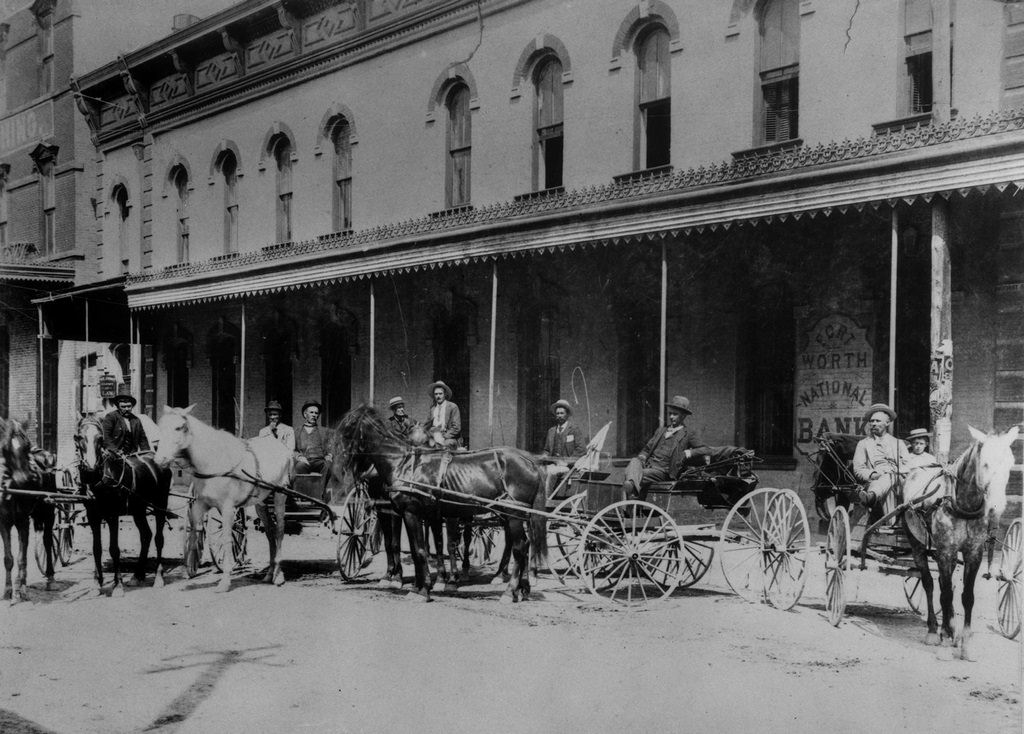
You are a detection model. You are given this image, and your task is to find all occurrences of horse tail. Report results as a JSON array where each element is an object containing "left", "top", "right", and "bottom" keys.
[{"left": 529, "top": 465, "right": 549, "bottom": 572}]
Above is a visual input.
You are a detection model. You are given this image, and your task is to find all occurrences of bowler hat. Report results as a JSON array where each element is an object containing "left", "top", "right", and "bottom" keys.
[
  {"left": 665, "top": 395, "right": 692, "bottom": 414},
  {"left": 906, "top": 428, "right": 931, "bottom": 441},
  {"left": 428, "top": 381, "right": 452, "bottom": 401},
  {"left": 264, "top": 400, "right": 283, "bottom": 413},
  {"left": 550, "top": 399, "right": 573, "bottom": 416},
  {"left": 113, "top": 385, "right": 137, "bottom": 407},
  {"left": 301, "top": 400, "right": 322, "bottom": 414},
  {"left": 864, "top": 403, "right": 897, "bottom": 422},
  {"left": 388, "top": 396, "right": 405, "bottom": 410}
]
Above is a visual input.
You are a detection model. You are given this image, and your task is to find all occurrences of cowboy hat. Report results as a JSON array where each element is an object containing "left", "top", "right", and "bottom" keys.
[
  {"left": 665, "top": 395, "right": 692, "bottom": 414},
  {"left": 863, "top": 403, "right": 897, "bottom": 422},
  {"left": 112, "top": 385, "right": 136, "bottom": 407},
  {"left": 906, "top": 427, "right": 931, "bottom": 440},
  {"left": 550, "top": 399, "right": 573, "bottom": 416},
  {"left": 428, "top": 381, "right": 452, "bottom": 400},
  {"left": 264, "top": 400, "right": 283, "bottom": 413},
  {"left": 388, "top": 396, "right": 405, "bottom": 410},
  {"left": 301, "top": 400, "right": 322, "bottom": 414}
]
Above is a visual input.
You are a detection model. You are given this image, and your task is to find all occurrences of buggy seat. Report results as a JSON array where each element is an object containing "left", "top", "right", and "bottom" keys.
[{"left": 645, "top": 446, "right": 759, "bottom": 509}]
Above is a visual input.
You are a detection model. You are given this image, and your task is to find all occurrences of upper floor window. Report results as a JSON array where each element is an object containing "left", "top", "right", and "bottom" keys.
[
  {"left": 170, "top": 165, "right": 189, "bottom": 263},
  {"left": 40, "top": 160, "right": 55, "bottom": 254},
  {"left": 534, "top": 57, "right": 564, "bottom": 190},
  {"left": 218, "top": 151, "right": 239, "bottom": 253},
  {"left": 904, "top": 0, "right": 933, "bottom": 115},
  {"left": 111, "top": 183, "right": 129, "bottom": 271},
  {"left": 445, "top": 83, "right": 471, "bottom": 208},
  {"left": 636, "top": 26, "right": 671, "bottom": 169},
  {"left": 37, "top": 12, "right": 53, "bottom": 96},
  {"left": 758, "top": 0, "right": 800, "bottom": 144},
  {"left": 270, "top": 134, "right": 293, "bottom": 243},
  {"left": 330, "top": 118, "right": 352, "bottom": 233},
  {"left": 0, "top": 181, "right": 7, "bottom": 249}
]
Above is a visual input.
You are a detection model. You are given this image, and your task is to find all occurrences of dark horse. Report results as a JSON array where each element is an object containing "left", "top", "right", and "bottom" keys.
[
  {"left": 333, "top": 405, "right": 547, "bottom": 602},
  {"left": 74, "top": 415, "right": 172, "bottom": 595},
  {"left": 901, "top": 425, "right": 1019, "bottom": 661},
  {"left": 0, "top": 418, "right": 57, "bottom": 602}
]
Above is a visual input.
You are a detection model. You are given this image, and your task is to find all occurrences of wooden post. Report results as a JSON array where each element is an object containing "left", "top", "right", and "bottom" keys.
[
  {"left": 239, "top": 301, "right": 246, "bottom": 437},
  {"left": 37, "top": 305, "right": 44, "bottom": 446},
  {"left": 931, "top": 0, "right": 952, "bottom": 123},
  {"left": 659, "top": 241, "right": 667, "bottom": 426},
  {"left": 888, "top": 207, "right": 899, "bottom": 409},
  {"left": 369, "top": 282, "right": 376, "bottom": 405},
  {"left": 930, "top": 199, "right": 953, "bottom": 462},
  {"left": 85, "top": 299, "right": 89, "bottom": 343},
  {"left": 488, "top": 262, "right": 498, "bottom": 428}
]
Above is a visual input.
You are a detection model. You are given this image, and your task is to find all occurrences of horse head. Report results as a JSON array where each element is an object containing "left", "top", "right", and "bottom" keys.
[
  {"left": 960, "top": 424, "right": 1020, "bottom": 516},
  {"left": 0, "top": 418, "right": 40, "bottom": 490},
  {"left": 75, "top": 416, "right": 104, "bottom": 474},
  {"left": 333, "top": 405, "right": 400, "bottom": 476},
  {"left": 152, "top": 404, "right": 196, "bottom": 468}
]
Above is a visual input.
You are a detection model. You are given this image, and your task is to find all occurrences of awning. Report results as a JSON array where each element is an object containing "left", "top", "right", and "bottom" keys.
[
  {"left": 31, "top": 277, "right": 130, "bottom": 342},
  {"left": 124, "top": 115, "right": 1024, "bottom": 311}
]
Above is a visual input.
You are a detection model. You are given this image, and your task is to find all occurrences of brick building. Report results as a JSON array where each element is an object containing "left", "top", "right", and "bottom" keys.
[{"left": 54, "top": 0, "right": 1024, "bottom": 496}]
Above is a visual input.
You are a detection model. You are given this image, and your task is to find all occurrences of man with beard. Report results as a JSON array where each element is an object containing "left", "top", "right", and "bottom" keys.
[
  {"left": 853, "top": 403, "right": 907, "bottom": 517},
  {"left": 294, "top": 400, "right": 332, "bottom": 473},
  {"left": 386, "top": 396, "right": 416, "bottom": 440}
]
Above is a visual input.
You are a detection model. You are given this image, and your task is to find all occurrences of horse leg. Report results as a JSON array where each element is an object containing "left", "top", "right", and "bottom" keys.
[
  {"left": 457, "top": 518, "right": 472, "bottom": 582},
  {"left": 958, "top": 543, "right": 984, "bottom": 662},
  {"left": 255, "top": 501, "right": 276, "bottom": 584},
  {"left": 109, "top": 512, "right": 124, "bottom": 597},
  {"left": 443, "top": 518, "right": 460, "bottom": 594},
  {"left": 427, "top": 516, "right": 445, "bottom": 591},
  {"left": 491, "top": 526, "right": 513, "bottom": 585},
  {"left": 215, "top": 501, "right": 236, "bottom": 593},
  {"left": 908, "top": 535, "right": 939, "bottom": 645},
  {"left": 402, "top": 511, "right": 431, "bottom": 601},
  {"left": 501, "top": 518, "right": 530, "bottom": 604},
  {"left": 36, "top": 506, "right": 55, "bottom": 589},
  {"left": 935, "top": 549, "right": 958, "bottom": 645},
  {"left": 381, "top": 512, "right": 404, "bottom": 589},
  {"left": 87, "top": 505, "right": 104, "bottom": 595},
  {"left": 14, "top": 514, "right": 30, "bottom": 603},
  {"left": 273, "top": 492, "right": 286, "bottom": 586},
  {"left": 152, "top": 492, "right": 169, "bottom": 589},
  {"left": 130, "top": 500, "right": 152, "bottom": 587},
  {"left": 0, "top": 519, "right": 12, "bottom": 600}
]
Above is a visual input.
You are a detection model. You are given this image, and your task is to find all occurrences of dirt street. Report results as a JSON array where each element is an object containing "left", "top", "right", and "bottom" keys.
[{"left": 0, "top": 518, "right": 1020, "bottom": 734}]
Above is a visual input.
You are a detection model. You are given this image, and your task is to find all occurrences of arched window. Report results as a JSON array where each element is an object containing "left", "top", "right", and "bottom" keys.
[
  {"left": 636, "top": 26, "right": 671, "bottom": 170},
  {"left": 0, "top": 180, "right": 7, "bottom": 249},
  {"left": 270, "top": 134, "right": 293, "bottom": 243},
  {"left": 170, "top": 165, "right": 189, "bottom": 263},
  {"left": 758, "top": 0, "right": 800, "bottom": 144},
  {"left": 445, "top": 83, "right": 471, "bottom": 208},
  {"left": 217, "top": 151, "right": 239, "bottom": 253},
  {"left": 329, "top": 118, "right": 352, "bottom": 233},
  {"left": 534, "top": 57, "right": 564, "bottom": 191},
  {"left": 111, "top": 183, "right": 130, "bottom": 272}
]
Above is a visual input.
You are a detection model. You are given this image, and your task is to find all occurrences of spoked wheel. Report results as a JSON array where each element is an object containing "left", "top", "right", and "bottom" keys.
[
  {"left": 205, "top": 507, "right": 247, "bottom": 573},
  {"left": 33, "top": 530, "right": 51, "bottom": 575},
  {"left": 183, "top": 520, "right": 204, "bottom": 578},
  {"left": 825, "top": 506, "right": 850, "bottom": 626},
  {"left": 547, "top": 492, "right": 588, "bottom": 585},
  {"left": 904, "top": 575, "right": 925, "bottom": 617},
  {"left": 997, "top": 518, "right": 1022, "bottom": 640},
  {"left": 55, "top": 513, "right": 74, "bottom": 566},
  {"left": 367, "top": 510, "right": 382, "bottom": 556},
  {"left": 467, "top": 523, "right": 498, "bottom": 567},
  {"left": 337, "top": 485, "right": 376, "bottom": 580},
  {"left": 576, "top": 500, "right": 688, "bottom": 606},
  {"left": 719, "top": 488, "right": 810, "bottom": 609}
]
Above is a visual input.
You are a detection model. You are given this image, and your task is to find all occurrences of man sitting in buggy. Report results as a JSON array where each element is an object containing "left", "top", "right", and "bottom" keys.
[
  {"left": 852, "top": 403, "right": 908, "bottom": 519},
  {"left": 622, "top": 395, "right": 711, "bottom": 500}
]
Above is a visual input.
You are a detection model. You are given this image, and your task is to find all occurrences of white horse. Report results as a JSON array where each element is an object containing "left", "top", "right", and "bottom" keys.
[
  {"left": 152, "top": 405, "right": 292, "bottom": 592},
  {"left": 901, "top": 425, "right": 1019, "bottom": 660}
]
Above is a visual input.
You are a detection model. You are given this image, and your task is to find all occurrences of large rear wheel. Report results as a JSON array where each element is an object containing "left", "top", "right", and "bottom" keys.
[
  {"left": 205, "top": 507, "right": 247, "bottom": 573},
  {"left": 337, "top": 485, "right": 375, "bottom": 580},
  {"left": 547, "top": 492, "right": 587, "bottom": 585},
  {"left": 825, "top": 506, "right": 850, "bottom": 626},
  {"left": 997, "top": 518, "right": 1022, "bottom": 640},
  {"left": 576, "top": 500, "right": 687, "bottom": 607}
]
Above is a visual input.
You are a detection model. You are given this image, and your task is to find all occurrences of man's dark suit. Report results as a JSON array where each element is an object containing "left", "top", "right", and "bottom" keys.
[
  {"left": 623, "top": 425, "right": 708, "bottom": 498},
  {"left": 99, "top": 410, "right": 150, "bottom": 454},
  {"left": 543, "top": 421, "right": 587, "bottom": 459}
]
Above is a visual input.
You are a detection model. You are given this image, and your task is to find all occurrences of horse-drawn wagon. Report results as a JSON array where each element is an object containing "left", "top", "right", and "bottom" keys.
[{"left": 807, "top": 428, "right": 1021, "bottom": 655}]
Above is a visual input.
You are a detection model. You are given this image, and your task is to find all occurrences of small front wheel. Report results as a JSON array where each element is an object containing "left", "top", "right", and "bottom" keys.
[
  {"left": 997, "top": 518, "right": 1022, "bottom": 640},
  {"left": 825, "top": 506, "right": 850, "bottom": 626}
]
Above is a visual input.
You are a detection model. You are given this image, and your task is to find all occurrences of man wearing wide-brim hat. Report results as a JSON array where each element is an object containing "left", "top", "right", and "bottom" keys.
[
  {"left": 100, "top": 386, "right": 150, "bottom": 455},
  {"left": 295, "top": 399, "right": 332, "bottom": 473},
  {"left": 622, "top": 395, "right": 710, "bottom": 500},
  {"left": 386, "top": 396, "right": 416, "bottom": 440},
  {"left": 257, "top": 399, "right": 295, "bottom": 451},
  {"left": 542, "top": 399, "right": 588, "bottom": 461},
  {"left": 852, "top": 403, "right": 908, "bottom": 516},
  {"left": 425, "top": 381, "right": 461, "bottom": 449},
  {"left": 904, "top": 427, "right": 935, "bottom": 470}
]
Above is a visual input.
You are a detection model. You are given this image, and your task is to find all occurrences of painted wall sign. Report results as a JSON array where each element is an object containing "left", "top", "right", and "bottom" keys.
[
  {"left": 795, "top": 313, "right": 873, "bottom": 444},
  {"left": 0, "top": 100, "right": 54, "bottom": 158}
]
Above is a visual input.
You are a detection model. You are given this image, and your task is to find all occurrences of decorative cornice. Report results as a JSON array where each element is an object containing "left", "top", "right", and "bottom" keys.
[{"left": 125, "top": 107, "right": 1024, "bottom": 296}]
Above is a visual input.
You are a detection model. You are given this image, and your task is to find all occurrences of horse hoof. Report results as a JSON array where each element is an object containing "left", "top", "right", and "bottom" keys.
[
  {"left": 406, "top": 590, "right": 430, "bottom": 602},
  {"left": 925, "top": 633, "right": 941, "bottom": 646},
  {"left": 490, "top": 574, "right": 507, "bottom": 586},
  {"left": 389, "top": 579, "right": 404, "bottom": 590},
  {"left": 111, "top": 585, "right": 125, "bottom": 598},
  {"left": 262, "top": 572, "right": 274, "bottom": 584},
  {"left": 273, "top": 570, "right": 285, "bottom": 587},
  {"left": 44, "top": 578, "right": 55, "bottom": 591},
  {"left": 215, "top": 580, "right": 231, "bottom": 593},
  {"left": 377, "top": 578, "right": 391, "bottom": 589},
  {"left": 154, "top": 573, "right": 165, "bottom": 589},
  {"left": 499, "top": 592, "right": 514, "bottom": 604},
  {"left": 444, "top": 582, "right": 458, "bottom": 594},
  {"left": 124, "top": 577, "right": 141, "bottom": 588}
]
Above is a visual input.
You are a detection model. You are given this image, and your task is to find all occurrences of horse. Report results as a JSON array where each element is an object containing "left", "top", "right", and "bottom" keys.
[
  {"left": 901, "top": 425, "right": 1019, "bottom": 661},
  {"left": 151, "top": 405, "right": 291, "bottom": 593},
  {"left": 73, "top": 415, "right": 173, "bottom": 595},
  {"left": 333, "top": 405, "right": 547, "bottom": 603},
  {"left": 0, "top": 418, "right": 57, "bottom": 602}
]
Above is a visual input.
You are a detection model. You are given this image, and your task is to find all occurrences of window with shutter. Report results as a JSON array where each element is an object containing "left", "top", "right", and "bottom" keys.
[
  {"left": 636, "top": 27, "right": 671, "bottom": 169},
  {"left": 445, "top": 84, "right": 471, "bottom": 208},
  {"left": 758, "top": 0, "right": 800, "bottom": 145},
  {"left": 330, "top": 118, "right": 353, "bottom": 233},
  {"left": 534, "top": 58, "right": 564, "bottom": 191}
]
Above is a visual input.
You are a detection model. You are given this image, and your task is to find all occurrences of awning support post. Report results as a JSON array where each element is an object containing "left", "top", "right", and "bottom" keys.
[
  {"left": 930, "top": 199, "right": 953, "bottom": 462},
  {"left": 369, "top": 282, "right": 376, "bottom": 405},
  {"left": 37, "top": 305, "right": 44, "bottom": 447},
  {"left": 659, "top": 241, "right": 667, "bottom": 427},
  {"left": 889, "top": 207, "right": 898, "bottom": 409},
  {"left": 239, "top": 301, "right": 246, "bottom": 438},
  {"left": 488, "top": 262, "right": 498, "bottom": 429}
]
